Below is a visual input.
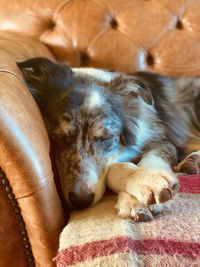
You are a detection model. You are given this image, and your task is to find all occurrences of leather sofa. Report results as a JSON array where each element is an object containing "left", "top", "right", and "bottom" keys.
[{"left": 0, "top": 1, "right": 200, "bottom": 266}]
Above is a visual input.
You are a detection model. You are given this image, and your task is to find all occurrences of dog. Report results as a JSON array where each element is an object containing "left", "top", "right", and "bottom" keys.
[{"left": 17, "top": 57, "right": 200, "bottom": 222}]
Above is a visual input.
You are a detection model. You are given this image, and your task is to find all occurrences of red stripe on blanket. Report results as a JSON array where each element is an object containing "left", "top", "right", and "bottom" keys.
[
  {"left": 178, "top": 174, "right": 200, "bottom": 194},
  {"left": 54, "top": 237, "right": 200, "bottom": 266}
]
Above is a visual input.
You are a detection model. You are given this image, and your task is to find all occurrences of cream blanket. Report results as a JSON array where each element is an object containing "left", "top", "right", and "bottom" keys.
[{"left": 55, "top": 174, "right": 200, "bottom": 267}]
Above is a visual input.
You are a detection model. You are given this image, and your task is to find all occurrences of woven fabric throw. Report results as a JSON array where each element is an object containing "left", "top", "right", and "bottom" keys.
[{"left": 55, "top": 174, "right": 200, "bottom": 267}]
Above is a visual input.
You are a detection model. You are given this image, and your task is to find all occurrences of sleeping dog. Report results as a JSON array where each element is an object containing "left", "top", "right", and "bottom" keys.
[{"left": 17, "top": 58, "right": 200, "bottom": 222}]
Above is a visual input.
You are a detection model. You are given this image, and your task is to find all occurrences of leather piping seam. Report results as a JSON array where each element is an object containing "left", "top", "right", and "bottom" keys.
[{"left": 0, "top": 68, "right": 24, "bottom": 82}]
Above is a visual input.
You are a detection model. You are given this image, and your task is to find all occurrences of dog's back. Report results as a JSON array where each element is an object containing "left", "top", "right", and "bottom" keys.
[{"left": 129, "top": 72, "right": 200, "bottom": 156}]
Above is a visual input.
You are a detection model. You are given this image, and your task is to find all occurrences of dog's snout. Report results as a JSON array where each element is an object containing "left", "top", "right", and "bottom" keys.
[{"left": 69, "top": 192, "right": 94, "bottom": 209}]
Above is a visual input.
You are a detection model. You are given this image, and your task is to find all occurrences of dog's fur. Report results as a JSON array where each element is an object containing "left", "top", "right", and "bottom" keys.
[{"left": 17, "top": 57, "right": 200, "bottom": 221}]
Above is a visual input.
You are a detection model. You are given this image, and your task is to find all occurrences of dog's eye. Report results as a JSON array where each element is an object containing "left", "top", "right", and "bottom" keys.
[
  {"left": 62, "top": 114, "right": 71, "bottom": 123},
  {"left": 97, "top": 135, "right": 114, "bottom": 143}
]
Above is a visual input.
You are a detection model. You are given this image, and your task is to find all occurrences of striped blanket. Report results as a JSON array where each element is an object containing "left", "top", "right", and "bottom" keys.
[{"left": 55, "top": 174, "right": 200, "bottom": 267}]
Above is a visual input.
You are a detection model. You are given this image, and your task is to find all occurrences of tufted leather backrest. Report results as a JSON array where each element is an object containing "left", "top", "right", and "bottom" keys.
[{"left": 0, "top": 0, "right": 200, "bottom": 76}]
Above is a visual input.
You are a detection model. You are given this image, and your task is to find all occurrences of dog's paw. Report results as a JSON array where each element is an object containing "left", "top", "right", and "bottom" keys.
[
  {"left": 115, "top": 191, "right": 153, "bottom": 222},
  {"left": 177, "top": 152, "right": 200, "bottom": 174},
  {"left": 125, "top": 168, "right": 178, "bottom": 206},
  {"left": 115, "top": 191, "right": 163, "bottom": 222},
  {"left": 115, "top": 168, "right": 178, "bottom": 222}
]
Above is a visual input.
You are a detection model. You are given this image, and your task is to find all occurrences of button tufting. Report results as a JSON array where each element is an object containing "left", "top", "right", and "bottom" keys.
[
  {"left": 48, "top": 20, "right": 56, "bottom": 31},
  {"left": 110, "top": 18, "right": 118, "bottom": 29},
  {"left": 80, "top": 52, "right": 90, "bottom": 66},
  {"left": 146, "top": 52, "right": 154, "bottom": 66},
  {"left": 176, "top": 19, "right": 183, "bottom": 30}
]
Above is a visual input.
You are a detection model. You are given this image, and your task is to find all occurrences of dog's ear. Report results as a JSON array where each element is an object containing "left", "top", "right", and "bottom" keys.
[
  {"left": 110, "top": 74, "right": 153, "bottom": 146},
  {"left": 17, "top": 57, "right": 72, "bottom": 119},
  {"left": 110, "top": 74, "right": 154, "bottom": 106},
  {"left": 17, "top": 57, "right": 72, "bottom": 99},
  {"left": 132, "top": 80, "right": 154, "bottom": 106},
  {"left": 120, "top": 122, "right": 137, "bottom": 146}
]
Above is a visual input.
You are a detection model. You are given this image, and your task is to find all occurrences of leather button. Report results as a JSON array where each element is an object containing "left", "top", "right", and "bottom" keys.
[
  {"left": 80, "top": 52, "right": 90, "bottom": 66},
  {"left": 110, "top": 18, "right": 118, "bottom": 29},
  {"left": 146, "top": 52, "right": 154, "bottom": 66},
  {"left": 48, "top": 20, "right": 55, "bottom": 30},
  {"left": 176, "top": 19, "right": 183, "bottom": 30}
]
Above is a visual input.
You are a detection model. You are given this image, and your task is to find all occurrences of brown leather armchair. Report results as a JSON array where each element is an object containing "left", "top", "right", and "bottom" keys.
[{"left": 0, "top": 1, "right": 200, "bottom": 266}]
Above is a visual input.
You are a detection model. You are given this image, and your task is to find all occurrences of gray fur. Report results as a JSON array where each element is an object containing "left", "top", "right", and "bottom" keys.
[{"left": 17, "top": 58, "right": 200, "bottom": 208}]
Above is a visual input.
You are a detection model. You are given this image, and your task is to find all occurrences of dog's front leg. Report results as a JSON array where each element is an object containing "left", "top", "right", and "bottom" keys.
[
  {"left": 137, "top": 147, "right": 179, "bottom": 196},
  {"left": 107, "top": 146, "right": 179, "bottom": 222},
  {"left": 136, "top": 148, "right": 179, "bottom": 214},
  {"left": 107, "top": 162, "right": 154, "bottom": 222}
]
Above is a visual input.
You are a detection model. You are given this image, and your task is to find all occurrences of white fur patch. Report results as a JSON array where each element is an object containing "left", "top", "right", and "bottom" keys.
[
  {"left": 117, "top": 146, "right": 140, "bottom": 162},
  {"left": 87, "top": 91, "right": 102, "bottom": 109},
  {"left": 138, "top": 150, "right": 173, "bottom": 173},
  {"left": 72, "top": 67, "right": 115, "bottom": 83}
]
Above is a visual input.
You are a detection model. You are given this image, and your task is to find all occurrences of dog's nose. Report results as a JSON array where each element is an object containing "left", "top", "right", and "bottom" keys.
[{"left": 69, "top": 192, "right": 94, "bottom": 209}]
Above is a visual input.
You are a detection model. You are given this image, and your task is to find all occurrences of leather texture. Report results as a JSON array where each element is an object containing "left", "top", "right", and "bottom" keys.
[
  {"left": 0, "top": 1, "right": 199, "bottom": 267},
  {"left": 0, "top": 180, "right": 27, "bottom": 267},
  {"left": 0, "top": 0, "right": 199, "bottom": 75},
  {"left": 0, "top": 32, "right": 65, "bottom": 267}
]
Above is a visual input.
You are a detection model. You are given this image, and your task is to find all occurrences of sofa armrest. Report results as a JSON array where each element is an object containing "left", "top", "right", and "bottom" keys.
[{"left": 0, "top": 33, "right": 65, "bottom": 266}]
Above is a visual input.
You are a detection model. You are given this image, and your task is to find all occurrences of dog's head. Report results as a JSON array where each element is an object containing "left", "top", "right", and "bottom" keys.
[{"left": 17, "top": 58, "right": 153, "bottom": 209}]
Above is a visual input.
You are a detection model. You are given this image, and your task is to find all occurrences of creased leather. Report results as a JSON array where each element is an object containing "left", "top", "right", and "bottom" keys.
[
  {"left": 0, "top": 0, "right": 199, "bottom": 75},
  {"left": 0, "top": 32, "right": 65, "bottom": 267},
  {"left": 0, "top": 181, "right": 27, "bottom": 267}
]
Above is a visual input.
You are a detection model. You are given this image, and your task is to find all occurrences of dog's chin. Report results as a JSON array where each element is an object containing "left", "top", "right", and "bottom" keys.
[
  {"left": 92, "top": 166, "right": 110, "bottom": 205},
  {"left": 92, "top": 179, "right": 106, "bottom": 205}
]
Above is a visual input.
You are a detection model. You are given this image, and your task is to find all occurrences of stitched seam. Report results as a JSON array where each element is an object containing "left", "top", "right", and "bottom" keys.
[
  {"left": 54, "top": 0, "right": 73, "bottom": 19},
  {"left": 88, "top": 27, "right": 110, "bottom": 54},
  {"left": 0, "top": 69, "right": 24, "bottom": 82}
]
